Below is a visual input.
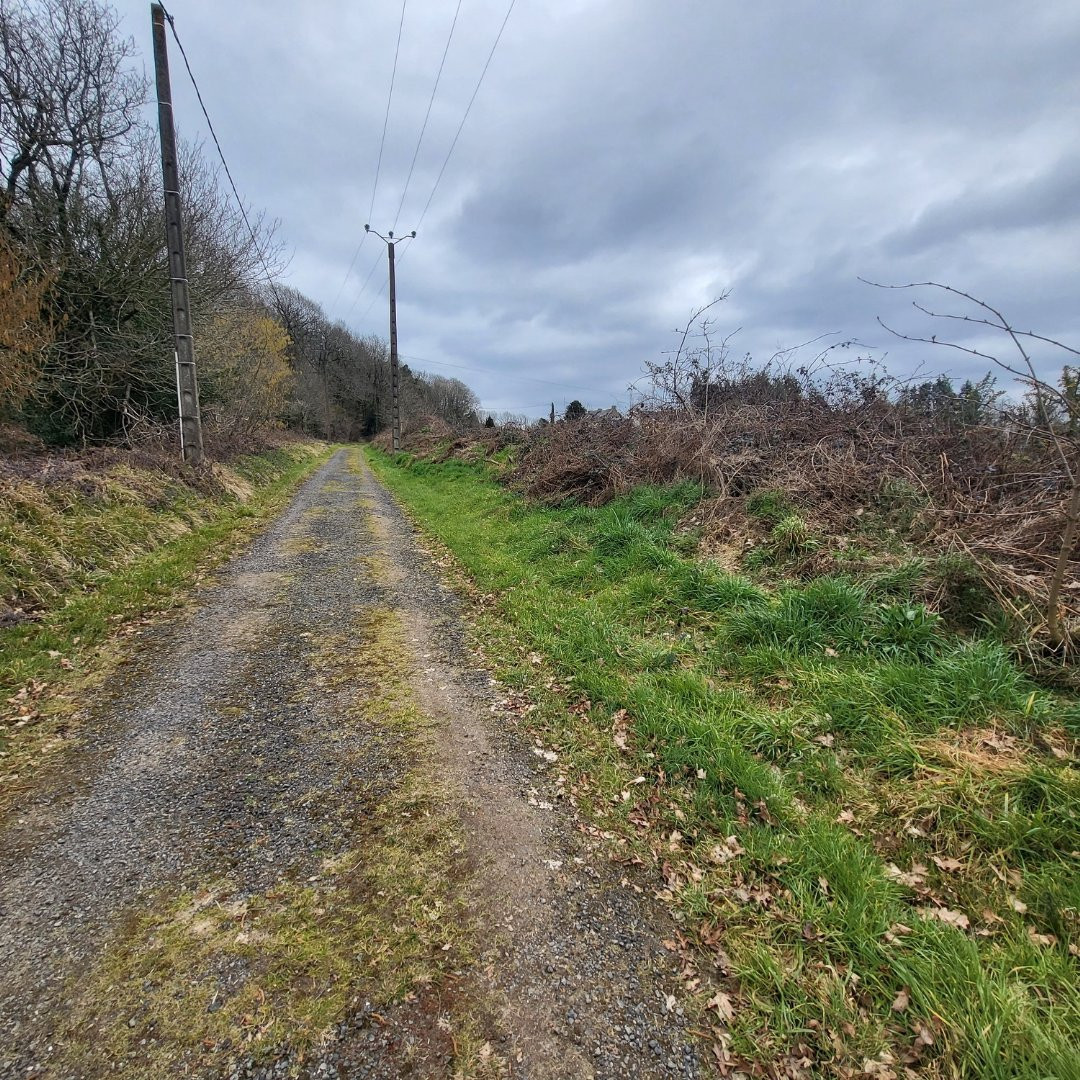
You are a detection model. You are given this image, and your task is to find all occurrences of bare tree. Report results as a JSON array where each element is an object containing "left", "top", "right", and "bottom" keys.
[
  {"left": 870, "top": 279, "right": 1080, "bottom": 644},
  {"left": 0, "top": 0, "right": 145, "bottom": 230}
]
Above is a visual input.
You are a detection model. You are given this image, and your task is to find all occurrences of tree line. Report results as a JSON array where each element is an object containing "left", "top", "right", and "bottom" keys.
[{"left": 0, "top": 0, "right": 479, "bottom": 449}]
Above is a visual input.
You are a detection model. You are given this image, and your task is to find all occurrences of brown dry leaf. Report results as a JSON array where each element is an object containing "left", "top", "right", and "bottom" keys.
[
  {"left": 708, "top": 835, "right": 745, "bottom": 864},
  {"left": 706, "top": 991, "right": 736, "bottom": 1022},
  {"left": 1009, "top": 895, "right": 1028, "bottom": 914},
  {"left": 612, "top": 708, "right": 631, "bottom": 751},
  {"left": 891, "top": 988, "right": 910, "bottom": 1013},
  {"left": 836, "top": 809, "right": 855, "bottom": 824},
  {"left": 932, "top": 856, "right": 964, "bottom": 873},
  {"left": 885, "top": 863, "right": 928, "bottom": 889},
  {"left": 924, "top": 906, "right": 970, "bottom": 930},
  {"left": 1027, "top": 926, "right": 1057, "bottom": 947}
]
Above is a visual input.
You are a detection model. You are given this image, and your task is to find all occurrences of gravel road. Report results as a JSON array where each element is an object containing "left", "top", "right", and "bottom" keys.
[{"left": 0, "top": 448, "right": 704, "bottom": 1079}]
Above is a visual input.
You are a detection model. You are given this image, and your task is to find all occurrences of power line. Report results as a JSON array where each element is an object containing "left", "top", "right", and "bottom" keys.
[
  {"left": 414, "top": 0, "right": 517, "bottom": 232},
  {"left": 345, "top": 249, "right": 385, "bottom": 317},
  {"left": 368, "top": 0, "right": 408, "bottom": 231},
  {"left": 359, "top": 278, "right": 389, "bottom": 323},
  {"left": 332, "top": 0, "right": 408, "bottom": 309},
  {"left": 392, "top": 0, "right": 463, "bottom": 233},
  {"left": 159, "top": 4, "right": 280, "bottom": 298}
]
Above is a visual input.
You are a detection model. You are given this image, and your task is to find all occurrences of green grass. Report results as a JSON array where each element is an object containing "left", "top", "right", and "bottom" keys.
[
  {"left": 0, "top": 443, "right": 333, "bottom": 795},
  {"left": 368, "top": 447, "right": 1080, "bottom": 1080}
]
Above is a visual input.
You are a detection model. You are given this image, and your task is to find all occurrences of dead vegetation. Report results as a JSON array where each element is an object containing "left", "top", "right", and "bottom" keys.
[{"left": 388, "top": 369, "right": 1080, "bottom": 659}]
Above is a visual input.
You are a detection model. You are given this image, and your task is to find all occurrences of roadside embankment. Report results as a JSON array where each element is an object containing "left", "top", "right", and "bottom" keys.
[{"left": 0, "top": 439, "right": 333, "bottom": 806}]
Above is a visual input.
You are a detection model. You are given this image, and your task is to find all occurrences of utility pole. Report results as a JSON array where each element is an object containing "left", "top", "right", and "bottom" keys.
[
  {"left": 388, "top": 239, "right": 399, "bottom": 452},
  {"left": 151, "top": 3, "right": 204, "bottom": 465},
  {"left": 365, "top": 225, "right": 415, "bottom": 452}
]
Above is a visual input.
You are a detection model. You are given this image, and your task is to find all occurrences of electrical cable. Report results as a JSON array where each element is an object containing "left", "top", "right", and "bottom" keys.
[
  {"left": 392, "top": 0, "right": 463, "bottom": 233},
  {"left": 345, "top": 250, "right": 385, "bottom": 317},
  {"left": 159, "top": 4, "right": 280, "bottom": 298},
  {"left": 331, "top": 0, "right": 408, "bottom": 308},
  {"left": 367, "top": 0, "right": 408, "bottom": 232},
  {"left": 413, "top": 0, "right": 517, "bottom": 232},
  {"left": 359, "top": 274, "right": 389, "bottom": 323}
]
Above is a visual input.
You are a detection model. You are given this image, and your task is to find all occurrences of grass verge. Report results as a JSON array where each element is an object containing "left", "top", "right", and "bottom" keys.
[
  {"left": 367, "top": 447, "right": 1080, "bottom": 1080},
  {"left": 0, "top": 443, "right": 333, "bottom": 807}
]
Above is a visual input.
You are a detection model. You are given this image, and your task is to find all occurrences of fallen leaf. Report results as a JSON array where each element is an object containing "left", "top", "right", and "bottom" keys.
[
  {"left": 891, "top": 988, "right": 910, "bottom": 1012},
  {"left": 885, "top": 863, "right": 928, "bottom": 889},
  {"left": 705, "top": 991, "right": 736, "bottom": 1022},
  {"left": 1027, "top": 926, "right": 1057, "bottom": 947},
  {"left": 932, "top": 856, "right": 963, "bottom": 873},
  {"left": 913, "top": 1023, "right": 935, "bottom": 1047},
  {"left": 924, "top": 906, "right": 970, "bottom": 930}
]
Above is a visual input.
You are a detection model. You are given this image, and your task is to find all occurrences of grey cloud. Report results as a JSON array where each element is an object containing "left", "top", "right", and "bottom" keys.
[{"left": 111, "top": 0, "right": 1080, "bottom": 417}]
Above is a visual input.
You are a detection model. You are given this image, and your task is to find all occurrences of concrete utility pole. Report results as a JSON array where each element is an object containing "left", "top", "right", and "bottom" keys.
[
  {"left": 365, "top": 225, "right": 415, "bottom": 452},
  {"left": 151, "top": 3, "right": 204, "bottom": 465}
]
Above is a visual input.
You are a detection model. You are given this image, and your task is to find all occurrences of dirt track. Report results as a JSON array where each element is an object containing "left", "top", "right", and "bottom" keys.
[{"left": 0, "top": 448, "right": 704, "bottom": 1079}]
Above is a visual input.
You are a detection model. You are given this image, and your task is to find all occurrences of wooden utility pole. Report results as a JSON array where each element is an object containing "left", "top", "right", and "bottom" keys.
[
  {"left": 151, "top": 3, "right": 204, "bottom": 465},
  {"left": 365, "top": 225, "right": 415, "bottom": 453},
  {"left": 387, "top": 239, "right": 400, "bottom": 452}
]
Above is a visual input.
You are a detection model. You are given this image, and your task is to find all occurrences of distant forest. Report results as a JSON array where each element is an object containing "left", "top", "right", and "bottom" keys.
[{"left": 0, "top": 0, "right": 480, "bottom": 450}]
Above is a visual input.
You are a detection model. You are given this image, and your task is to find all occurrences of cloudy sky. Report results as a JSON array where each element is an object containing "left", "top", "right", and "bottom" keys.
[{"left": 115, "top": 0, "right": 1080, "bottom": 419}]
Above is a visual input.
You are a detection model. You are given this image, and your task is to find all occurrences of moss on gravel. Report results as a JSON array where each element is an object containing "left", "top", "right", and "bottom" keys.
[{"left": 57, "top": 601, "right": 478, "bottom": 1078}]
